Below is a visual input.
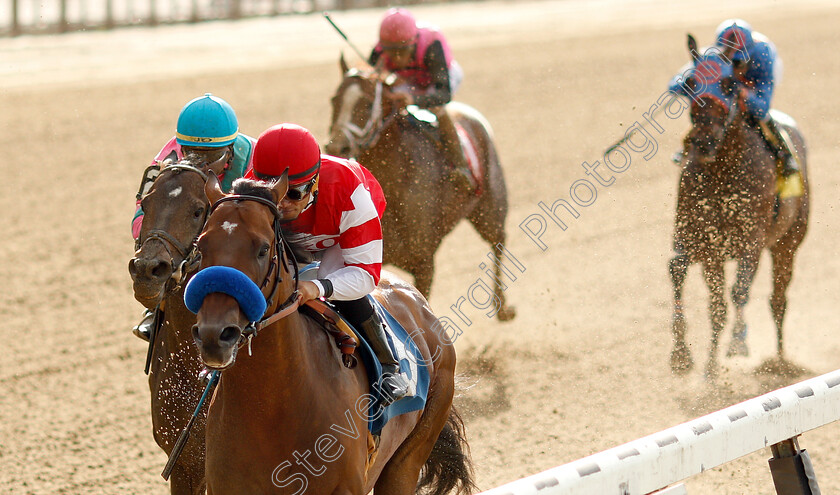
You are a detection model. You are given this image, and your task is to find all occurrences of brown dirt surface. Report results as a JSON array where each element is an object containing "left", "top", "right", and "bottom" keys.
[{"left": 2, "top": 0, "right": 839, "bottom": 493}]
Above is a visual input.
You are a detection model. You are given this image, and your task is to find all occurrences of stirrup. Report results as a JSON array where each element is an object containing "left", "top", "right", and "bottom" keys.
[
  {"left": 378, "top": 371, "right": 409, "bottom": 406},
  {"left": 132, "top": 309, "right": 155, "bottom": 342}
]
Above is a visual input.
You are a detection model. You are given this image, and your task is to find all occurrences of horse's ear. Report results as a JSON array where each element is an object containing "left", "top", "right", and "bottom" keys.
[
  {"left": 270, "top": 170, "right": 289, "bottom": 206},
  {"left": 687, "top": 33, "right": 698, "bottom": 57},
  {"left": 340, "top": 52, "right": 349, "bottom": 74},
  {"left": 205, "top": 173, "right": 225, "bottom": 204}
]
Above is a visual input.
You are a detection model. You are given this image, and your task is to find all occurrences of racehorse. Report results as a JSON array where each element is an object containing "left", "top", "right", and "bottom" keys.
[
  {"left": 128, "top": 157, "right": 218, "bottom": 494},
  {"left": 188, "top": 173, "right": 475, "bottom": 494},
  {"left": 668, "top": 37, "right": 810, "bottom": 379},
  {"left": 325, "top": 57, "right": 516, "bottom": 321}
]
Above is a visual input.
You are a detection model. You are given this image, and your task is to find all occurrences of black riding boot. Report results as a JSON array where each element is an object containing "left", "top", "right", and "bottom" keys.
[
  {"left": 762, "top": 118, "right": 799, "bottom": 177},
  {"left": 357, "top": 311, "right": 410, "bottom": 406}
]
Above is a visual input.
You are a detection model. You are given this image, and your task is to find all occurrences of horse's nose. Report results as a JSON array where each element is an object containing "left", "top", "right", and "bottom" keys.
[
  {"left": 193, "top": 323, "right": 242, "bottom": 368},
  {"left": 192, "top": 323, "right": 241, "bottom": 345},
  {"left": 129, "top": 256, "right": 173, "bottom": 283}
]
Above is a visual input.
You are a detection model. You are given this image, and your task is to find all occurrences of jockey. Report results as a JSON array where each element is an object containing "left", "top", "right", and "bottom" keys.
[
  {"left": 669, "top": 20, "right": 803, "bottom": 239},
  {"left": 131, "top": 93, "right": 257, "bottom": 341},
  {"left": 368, "top": 8, "right": 475, "bottom": 192},
  {"left": 245, "top": 123, "right": 410, "bottom": 406}
]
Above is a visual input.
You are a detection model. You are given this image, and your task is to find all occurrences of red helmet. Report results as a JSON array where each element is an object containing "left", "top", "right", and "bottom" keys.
[
  {"left": 379, "top": 8, "right": 418, "bottom": 47},
  {"left": 252, "top": 123, "right": 321, "bottom": 184}
]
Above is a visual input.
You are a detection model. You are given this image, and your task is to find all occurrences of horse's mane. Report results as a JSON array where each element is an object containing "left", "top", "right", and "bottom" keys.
[
  {"left": 230, "top": 178, "right": 276, "bottom": 203},
  {"left": 345, "top": 66, "right": 392, "bottom": 85},
  {"left": 160, "top": 155, "right": 206, "bottom": 170}
]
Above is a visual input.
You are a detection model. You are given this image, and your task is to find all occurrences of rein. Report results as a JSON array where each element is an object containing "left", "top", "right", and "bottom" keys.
[
  {"left": 338, "top": 77, "right": 400, "bottom": 155},
  {"left": 207, "top": 194, "right": 302, "bottom": 354}
]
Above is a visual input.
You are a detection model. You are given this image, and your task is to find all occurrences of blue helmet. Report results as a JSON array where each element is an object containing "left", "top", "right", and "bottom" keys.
[
  {"left": 715, "top": 19, "right": 754, "bottom": 61},
  {"left": 175, "top": 93, "right": 239, "bottom": 148}
]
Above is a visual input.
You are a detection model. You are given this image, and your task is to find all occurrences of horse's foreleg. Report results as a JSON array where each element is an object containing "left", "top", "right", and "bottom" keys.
[
  {"left": 770, "top": 246, "right": 796, "bottom": 360},
  {"left": 490, "top": 243, "right": 517, "bottom": 321},
  {"left": 702, "top": 259, "right": 727, "bottom": 380},
  {"left": 168, "top": 463, "right": 205, "bottom": 495},
  {"left": 727, "top": 252, "right": 760, "bottom": 357},
  {"left": 668, "top": 253, "right": 691, "bottom": 373}
]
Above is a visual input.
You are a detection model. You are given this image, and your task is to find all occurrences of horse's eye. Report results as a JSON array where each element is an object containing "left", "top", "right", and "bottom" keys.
[
  {"left": 258, "top": 244, "right": 270, "bottom": 258},
  {"left": 194, "top": 207, "right": 204, "bottom": 219}
]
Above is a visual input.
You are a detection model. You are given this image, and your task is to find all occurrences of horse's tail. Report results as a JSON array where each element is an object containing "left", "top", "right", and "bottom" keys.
[{"left": 416, "top": 405, "right": 478, "bottom": 495}]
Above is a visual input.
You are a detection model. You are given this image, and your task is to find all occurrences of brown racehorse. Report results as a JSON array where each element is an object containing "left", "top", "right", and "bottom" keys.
[
  {"left": 325, "top": 58, "right": 515, "bottom": 321},
  {"left": 128, "top": 159, "right": 215, "bottom": 495},
  {"left": 668, "top": 38, "right": 809, "bottom": 379},
  {"left": 190, "top": 173, "right": 475, "bottom": 494}
]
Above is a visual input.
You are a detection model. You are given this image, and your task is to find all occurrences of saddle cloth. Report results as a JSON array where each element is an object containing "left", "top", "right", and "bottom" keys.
[
  {"left": 768, "top": 109, "right": 805, "bottom": 199},
  {"left": 299, "top": 264, "right": 430, "bottom": 434}
]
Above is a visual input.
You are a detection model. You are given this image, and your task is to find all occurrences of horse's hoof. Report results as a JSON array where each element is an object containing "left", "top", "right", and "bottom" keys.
[
  {"left": 703, "top": 359, "right": 719, "bottom": 382},
  {"left": 726, "top": 322, "right": 749, "bottom": 357},
  {"left": 670, "top": 345, "right": 693, "bottom": 375},
  {"left": 756, "top": 356, "right": 807, "bottom": 377},
  {"left": 496, "top": 305, "right": 516, "bottom": 321},
  {"left": 726, "top": 335, "right": 749, "bottom": 357}
]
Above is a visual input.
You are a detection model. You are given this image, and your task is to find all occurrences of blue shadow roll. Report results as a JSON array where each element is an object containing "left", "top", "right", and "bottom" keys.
[{"left": 184, "top": 265, "right": 267, "bottom": 322}]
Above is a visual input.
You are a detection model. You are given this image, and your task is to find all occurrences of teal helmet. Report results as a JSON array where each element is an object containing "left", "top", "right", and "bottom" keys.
[{"left": 175, "top": 93, "right": 239, "bottom": 148}]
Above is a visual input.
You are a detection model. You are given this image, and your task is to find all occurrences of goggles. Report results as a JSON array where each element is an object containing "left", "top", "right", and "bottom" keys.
[{"left": 285, "top": 177, "right": 317, "bottom": 201}]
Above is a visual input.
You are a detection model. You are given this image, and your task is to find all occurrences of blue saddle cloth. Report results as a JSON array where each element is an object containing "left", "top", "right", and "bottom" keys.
[
  {"left": 355, "top": 295, "right": 430, "bottom": 434},
  {"left": 298, "top": 263, "right": 430, "bottom": 434}
]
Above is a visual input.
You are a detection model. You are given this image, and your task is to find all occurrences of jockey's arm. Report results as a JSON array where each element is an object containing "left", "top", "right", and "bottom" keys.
[
  {"left": 666, "top": 61, "right": 695, "bottom": 99},
  {"left": 413, "top": 40, "right": 452, "bottom": 108},
  {"left": 739, "top": 46, "right": 775, "bottom": 121},
  {"left": 312, "top": 265, "right": 377, "bottom": 301},
  {"left": 368, "top": 47, "right": 382, "bottom": 67},
  {"left": 310, "top": 183, "right": 383, "bottom": 302}
]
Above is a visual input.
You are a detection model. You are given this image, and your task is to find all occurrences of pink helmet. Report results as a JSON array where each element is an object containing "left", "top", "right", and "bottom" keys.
[
  {"left": 251, "top": 123, "right": 320, "bottom": 184},
  {"left": 379, "top": 8, "right": 418, "bottom": 47}
]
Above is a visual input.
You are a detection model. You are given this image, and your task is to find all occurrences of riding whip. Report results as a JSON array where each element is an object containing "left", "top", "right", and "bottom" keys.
[
  {"left": 161, "top": 369, "right": 220, "bottom": 480},
  {"left": 323, "top": 12, "right": 369, "bottom": 63},
  {"left": 604, "top": 99, "right": 672, "bottom": 155}
]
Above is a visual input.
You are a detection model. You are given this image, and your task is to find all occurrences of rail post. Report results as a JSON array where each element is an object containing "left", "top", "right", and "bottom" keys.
[{"left": 768, "top": 436, "right": 821, "bottom": 495}]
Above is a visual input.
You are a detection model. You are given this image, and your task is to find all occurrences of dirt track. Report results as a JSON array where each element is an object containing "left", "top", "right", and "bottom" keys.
[{"left": 2, "top": 0, "right": 840, "bottom": 493}]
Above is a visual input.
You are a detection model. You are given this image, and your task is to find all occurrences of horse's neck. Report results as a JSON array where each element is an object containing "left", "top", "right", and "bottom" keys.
[
  {"left": 159, "top": 287, "right": 199, "bottom": 358},
  {"left": 219, "top": 312, "right": 315, "bottom": 404},
  {"left": 716, "top": 116, "right": 772, "bottom": 176}
]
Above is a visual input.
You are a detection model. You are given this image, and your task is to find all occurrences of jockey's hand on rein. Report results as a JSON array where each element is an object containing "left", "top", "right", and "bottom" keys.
[
  {"left": 297, "top": 281, "right": 321, "bottom": 304},
  {"left": 388, "top": 91, "right": 413, "bottom": 108}
]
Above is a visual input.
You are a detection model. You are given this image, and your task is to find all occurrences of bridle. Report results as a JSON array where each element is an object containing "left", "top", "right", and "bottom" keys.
[
  {"left": 689, "top": 90, "right": 740, "bottom": 165},
  {"left": 136, "top": 163, "right": 210, "bottom": 291},
  {"left": 206, "top": 194, "right": 302, "bottom": 353},
  {"left": 334, "top": 74, "right": 400, "bottom": 156}
]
